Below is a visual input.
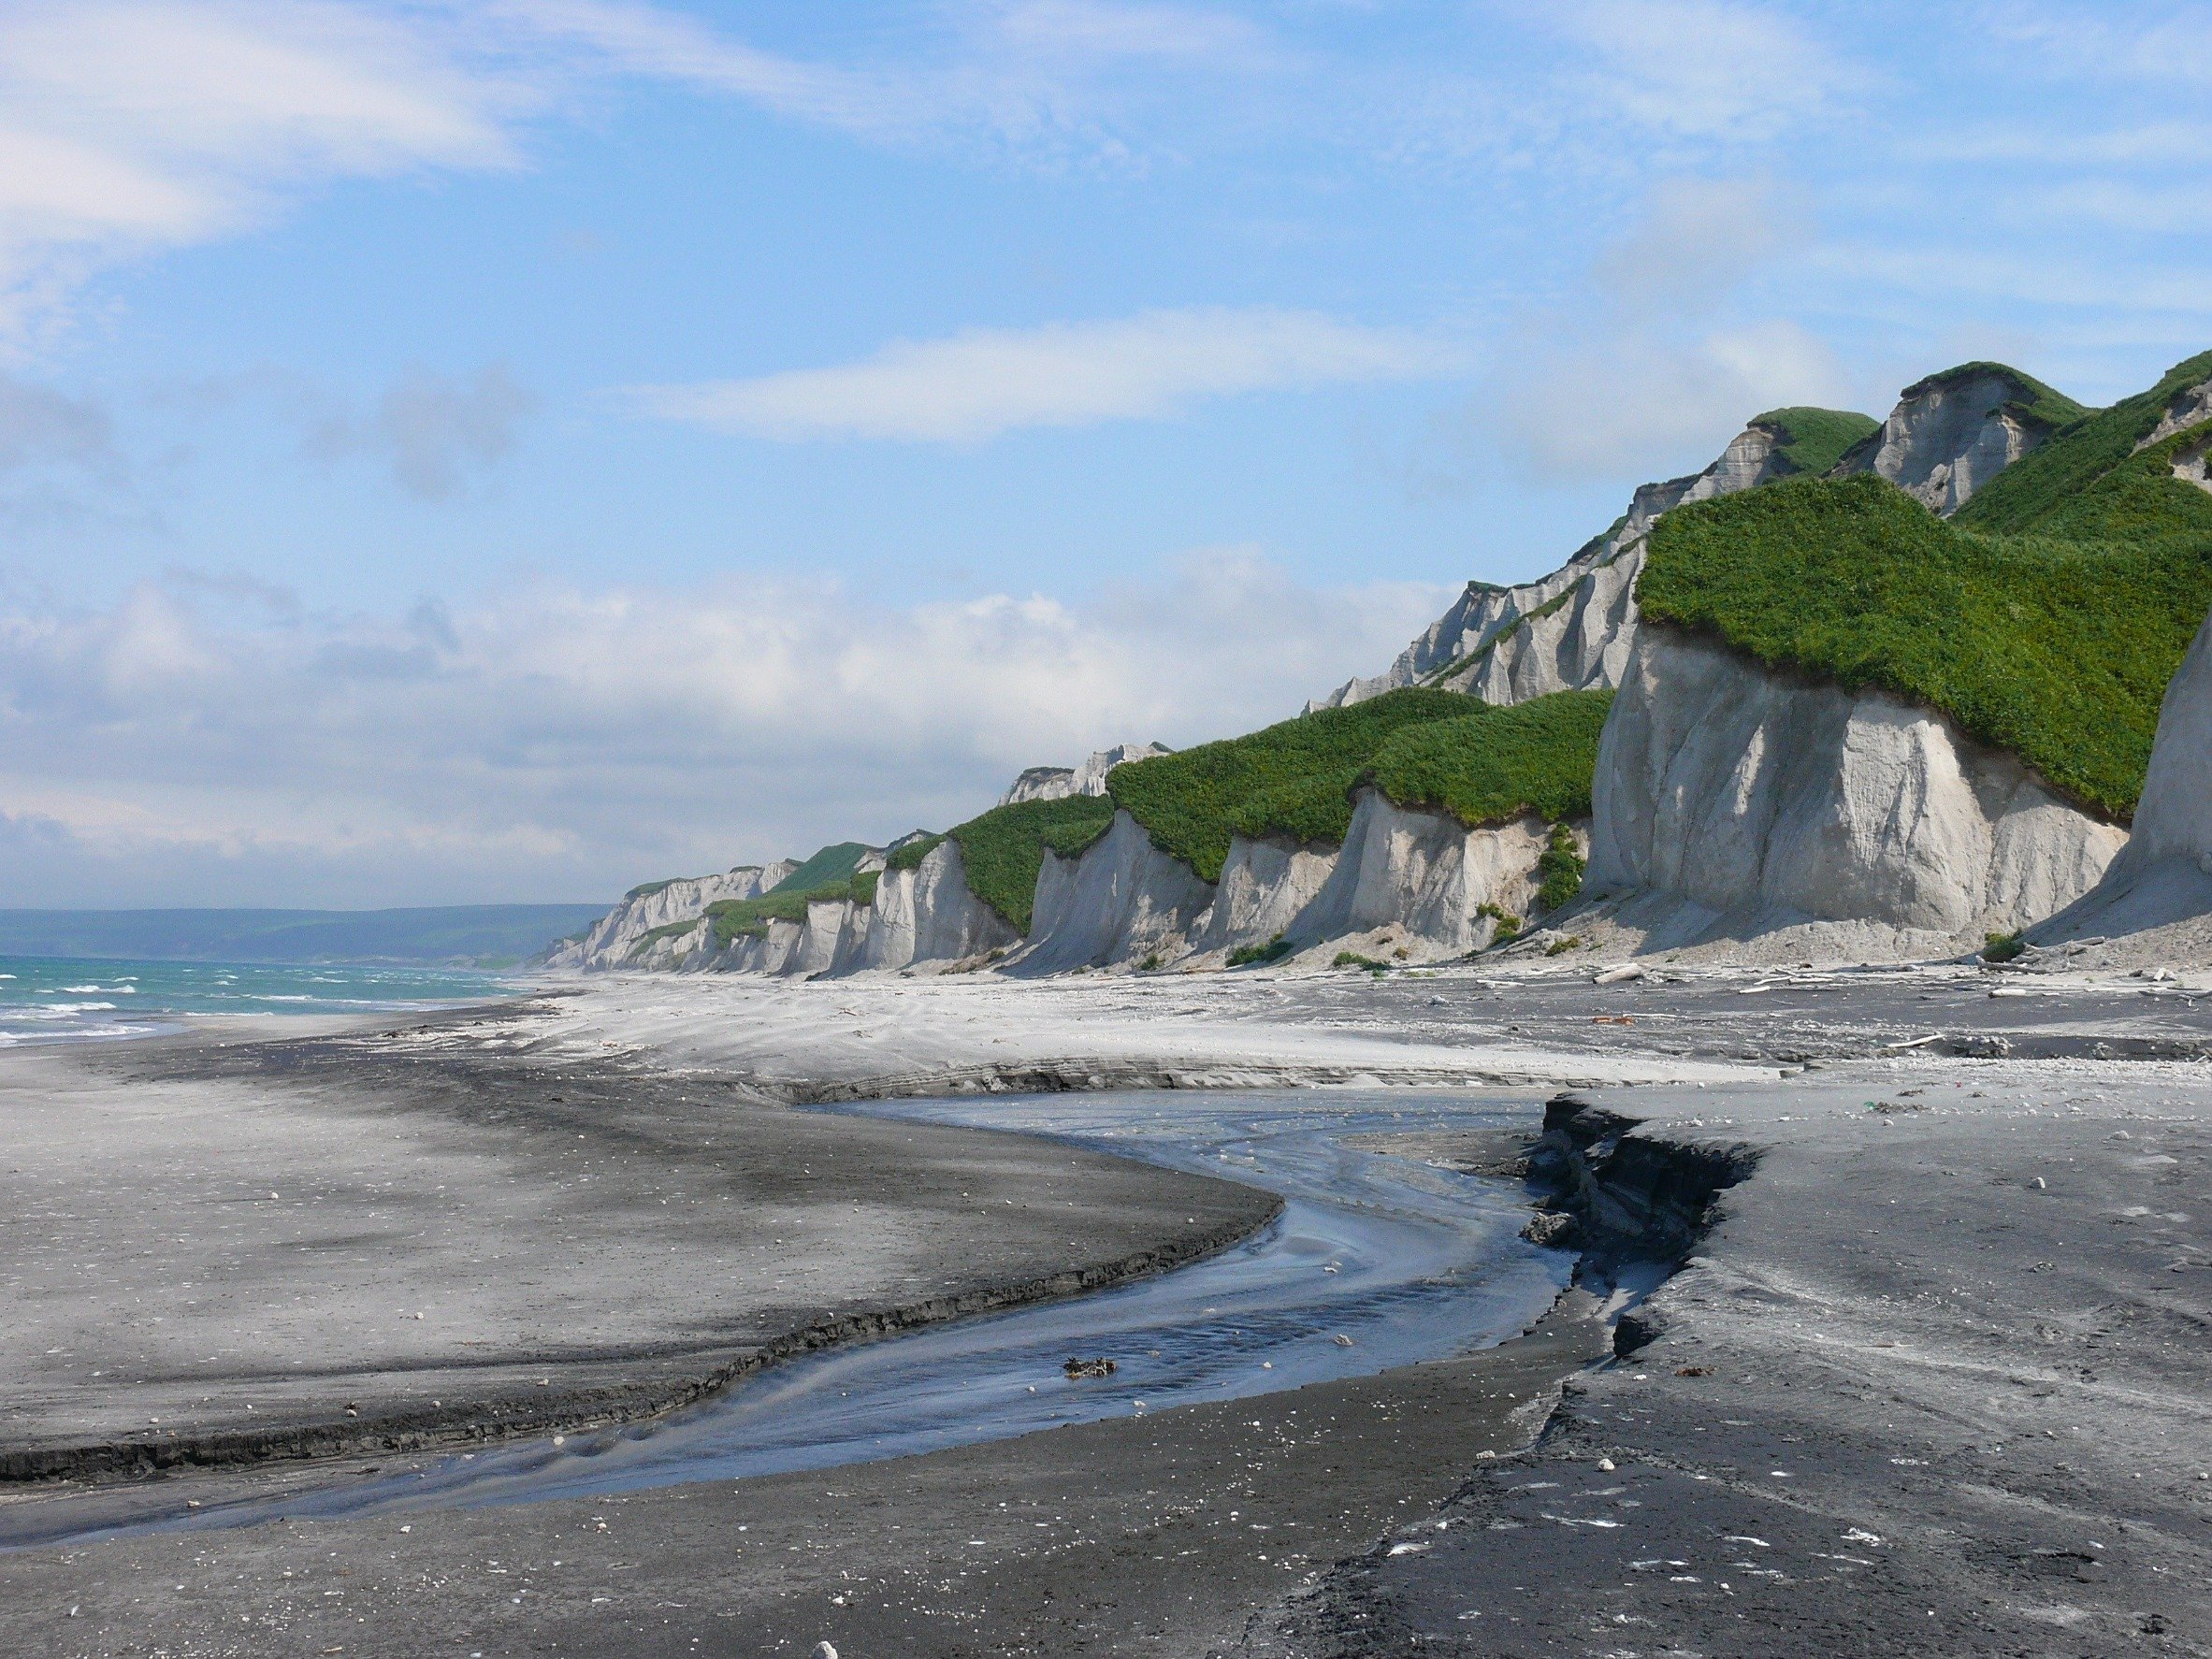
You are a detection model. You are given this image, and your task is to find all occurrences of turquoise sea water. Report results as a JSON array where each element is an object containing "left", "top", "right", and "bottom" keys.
[{"left": 0, "top": 955, "right": 519, "bottom": 1046}]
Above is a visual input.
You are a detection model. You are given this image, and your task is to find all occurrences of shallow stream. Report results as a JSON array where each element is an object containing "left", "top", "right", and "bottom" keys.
[{"left": 4, "top": 1088, "right": 1569, "bottom": 1542}]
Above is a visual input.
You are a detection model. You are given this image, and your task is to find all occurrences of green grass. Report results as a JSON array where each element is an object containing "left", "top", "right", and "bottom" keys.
[
  {"left": 629, "top": 916, "right": 709, "bottom": 953},
  {"left": 1332, "top": 950, "right": 1388, "bottom": 973},
  {"left": 1750, "top": 406, "right": 1879, "bottom": 476},
  {"left": 1953, "top": 350, "right": 2212, "bottom": 537},
  {"left": 1536, "top": 822, "right": 1588, "bottom": 912},
  {"left": 941, "top": 794, "right": 1120, "bottom": 932},
  {"left": 624, "top": 877, "right": 688, "bottom": 902},
  {"left": 768, "top": 842, "right": 875, "bottom": 895},
  {"left": 1981, "top": 930, "right": 2027, "bottom": 963},
  {"left": 1476, "top": 902, "right": 1521, "bottom": 945},
  {"left": 1107, "top": 689, "right": 1476, "bottom": 883},
  {"left": 1361, "top": 691, "right": 1614, "bottom": 831},
  {"left": 1226, "top": 932, "right": 1294, "bottom": 968},
  {"left": 886, "top": 833, "right": 946, "bottom": 873},
  {"left": 1639, "top": 463, "right": 2212, "bottom": 821},
  {"left": 694, "top": 879, "right": 881, "bottom": 948}
]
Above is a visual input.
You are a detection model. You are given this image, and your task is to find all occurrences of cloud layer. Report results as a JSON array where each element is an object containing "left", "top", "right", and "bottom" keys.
[
  {"left": 0, "top": 553, "right": 1448, "bottom": 906},
  {"left": 624, "top": 308, "right": 1460, "bottom": 441}
]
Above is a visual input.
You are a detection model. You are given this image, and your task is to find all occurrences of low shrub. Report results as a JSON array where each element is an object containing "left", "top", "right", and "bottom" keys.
[
  {"left": 1536, "top": 822, "right": 1588, "bottom": 912},
  {"left": 1226, "top": 932, "right": 1294, "bottom": 968},
  {"left": 1362, "top": 692, "right": 1614, "bottom": 830},
  {"left": 944, "top": 794, "right": 1119, "bottom": 932},
  {"left": 1108, "top": 688, "right": 1475, "bottom": 883}
]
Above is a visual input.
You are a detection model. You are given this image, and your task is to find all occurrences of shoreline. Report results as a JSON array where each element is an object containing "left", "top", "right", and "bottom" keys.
[
  {"left": 0, "top": 974, "right": 2205, "bottom": 1655},
  {"left": 0, "top": 1007, "right": 1284, "bottom": 1497}
]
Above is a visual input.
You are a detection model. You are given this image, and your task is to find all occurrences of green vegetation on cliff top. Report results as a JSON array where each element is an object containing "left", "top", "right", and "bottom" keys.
[
  {"left": 1952, "top": 349, "right": 2212, "bottom": 537},
  {"left": 886, "top": 832, "right": 946, "bottom": 873},
  {"left": 945, "top": 795, "right": 1119, "bottom": 931},
  {"left": 1917, "top": 361, "right": 2090, "bottom": 435},
  {"left": 1361, "top": 691, "right": 1613, "bottom": 832},
  {"left": 1751, "top": 406, "right": 1879, "bottom": 477},
  {"left": 767, "top": 841, "right": 874, "bottom": 895},
  {"left": 1107, "top": 689, "right": 1474, "bottom": 883},
  {"left": 1106, "top": 687, "right": 1609, "bottom": 884},
  {"left": 1639, "top": 363, "right": 2212, "bottom": 821}
]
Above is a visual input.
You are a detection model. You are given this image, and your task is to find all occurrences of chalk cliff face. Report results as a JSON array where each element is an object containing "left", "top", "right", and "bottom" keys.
[
  {"left": 1583, "top": 631, "right": 2125, "bottom": 959},
  {"left": 999, "top": 743, "right": 1173, "bottom": 805},
  {"left": 1319, "top": 372, "right": 2056, "bottom": 720},
  {"left": 2034, "top": 606, "right": 2212, "bottom": 946},
  {"left": 1310, "top": 417, "right": 1814, "bottom": 714},
  {"left": 545, "top": 861, "right": 795, "bottom": 970},
  {"left": 1018, "top": 793, "right": 1569, "bottom": 971},
  {"left": 1831, "top": 367, "right": 2055, "bottom": 515},
  {"left": 858, "top": 838, "right": 1020, "bottom": 971},
  {"left": 1006, "top": 812, "right": 1217, "bottom": 974},
  {"left": 1293, "top": 795, "right": 1554, "bottom": 955}
]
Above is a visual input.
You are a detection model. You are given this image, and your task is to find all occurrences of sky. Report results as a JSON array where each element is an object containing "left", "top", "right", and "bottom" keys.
[{"left": 3, "top": 0, "right": 2211, "bottom": 907}]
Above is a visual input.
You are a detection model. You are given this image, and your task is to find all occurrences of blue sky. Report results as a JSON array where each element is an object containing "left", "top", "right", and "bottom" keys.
[{"left": 3, "top": 0, "right": 2210, "bottom": 906}]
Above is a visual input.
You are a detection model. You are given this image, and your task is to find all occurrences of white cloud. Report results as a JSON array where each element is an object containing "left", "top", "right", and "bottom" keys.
[
  {"left": 1484, "top": 176, "right": 1850, "bottom": 481},
  {"left": 0, "top": 552, "right": 1448, "bottom": 905},
  {"left": 625, "top": 307, "right": 1463, "bottom": 441},
  {"left": 304, "top": 364, "right": 537, "bottom": 500},
  {"left": 1553, "top": 0, "right": 1863, "bottom": 144},
  {"left": 0, "top": 0, "right": 524, "bottom": 339}
]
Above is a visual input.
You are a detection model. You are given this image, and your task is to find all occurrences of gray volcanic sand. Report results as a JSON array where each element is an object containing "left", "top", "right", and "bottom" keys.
[
  {"left": 0, "top": 1303, "right": 1610, "bottom": 1658},
  {"left": 3, "top": 974, "right": 2210, "bottom": 1658},
  {"left": 0, "top": 1009, "right": 1275, "bottom": 1475},
  {"left": 1264, "top": 1062, "right": 2212, "bottom": 1658}
]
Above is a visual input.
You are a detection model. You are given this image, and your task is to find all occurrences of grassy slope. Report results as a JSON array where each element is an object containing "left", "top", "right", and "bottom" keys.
[
  {"left": 1362, "top": 691, "right": 1614, "bottom": 829},
  {"left": 1952, "top": 350, "right": 2212, "bottom": 536},
  {"left": 1107, "top": 689, "right": 1476, "bottom": 883},
  {"left": 1752, "top": 407, "right": 1879, "bottom": 476},
  {"left": 945, "top": 796, "right": 1119, "bottom": 931},
  {"left": 1639, "top": 406, "right": 2212, "bottom": 820},
  {"left": 768, "top": 842, "right": 874, "bottom": 895},
  {"left": 886, "top": 833, "right": 946, "bottom": 873}
]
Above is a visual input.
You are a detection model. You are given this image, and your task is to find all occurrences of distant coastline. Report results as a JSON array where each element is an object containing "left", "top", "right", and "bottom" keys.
[{"left": 0, "top": 905, "right": 607, "bottom": 969}]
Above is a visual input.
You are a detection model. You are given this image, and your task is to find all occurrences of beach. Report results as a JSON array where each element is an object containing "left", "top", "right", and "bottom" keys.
[{"left": 0, "top": 966, "right": 2205, "bottom": 1655}]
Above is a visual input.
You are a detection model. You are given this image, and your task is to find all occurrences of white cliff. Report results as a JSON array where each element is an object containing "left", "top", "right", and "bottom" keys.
[
  {"left": 1831, "top": 365, "right": 2069, "bottom": 515},
  {"left": 1290, "top": 795, "right": 1556, "bottom": 957},
  {"left": 1319, "top": 373, "right": 2062, "bottom": 720},
  {"left": 854, "top": 838, "right": 1020, "bottom": 972},
  {"left": 546, "top": 861, "right": 796, "bottom": 971},
  {"left": 1310, "top": 414, "right": 1832, "bottom": 714},
  {"left": 1005, "top": 812, "right": 1217, "bottom": 974},
  {"left": 2033, "top": 606, "right": 2212, "bottom": 954},
  {"left": 1022, "top": 793, "right": 1574, "bottom": 973},
  {"left": 999, "top": 743, "right": 1174, "bottom": 806},
  {"left": 1580, "top": 631, "right": 2126, "bottom": 961}
]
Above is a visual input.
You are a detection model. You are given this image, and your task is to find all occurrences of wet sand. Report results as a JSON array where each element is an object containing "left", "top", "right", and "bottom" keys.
[
  {"left": 0, "top": 1009, "right": 1277, "bottom": 1480},
  {"left": 2, "top": 970, "right": 2208, "bottom": 1656},
  {"left": 1265, "top": 1063, "right": 2212, "bottom": 1656}
]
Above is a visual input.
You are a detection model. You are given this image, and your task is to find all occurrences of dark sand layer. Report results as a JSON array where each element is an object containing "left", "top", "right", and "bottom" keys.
[
  {"left": 0, "top": 1013, "right": 1277, "bottom": 1479},
  {"left": 0, "top": 1301, "right": 1610, "bottom": 1657},
  {"left": 1265, "top": 1065, "right": 2212, "bottom": 1657}
]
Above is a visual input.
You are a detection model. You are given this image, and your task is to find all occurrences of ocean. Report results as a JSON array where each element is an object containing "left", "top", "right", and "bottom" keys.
[{"left": 0, "top": 955, "right": 521, "bottom": 1047}]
